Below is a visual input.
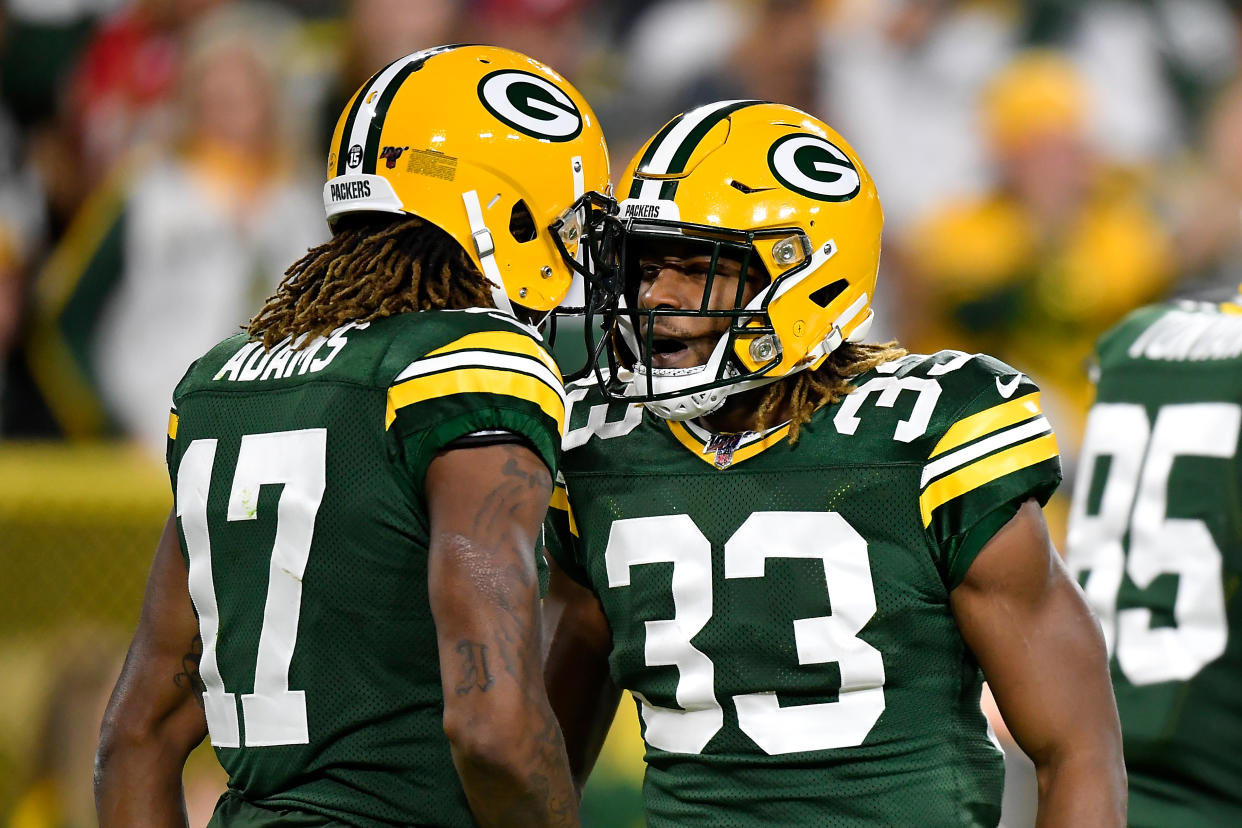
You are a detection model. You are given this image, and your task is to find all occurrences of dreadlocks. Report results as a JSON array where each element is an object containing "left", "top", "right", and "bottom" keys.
[
  {"left": 753, "top": 340, "right": 908, "bottom": 443},
  {"left": 247, "top": 215, "right": 494, "bottom": 349}
]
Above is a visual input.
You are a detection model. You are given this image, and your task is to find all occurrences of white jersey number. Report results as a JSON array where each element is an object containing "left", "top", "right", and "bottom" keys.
[
  {"left": 605, "top": 511, "right": 885, "bottom": 755},
  {"left": 178, "top": 429, "right": 327, "bottom": 747},
  {"left": 1067, "top": 403, "right": 1237, "bottom": 685}
]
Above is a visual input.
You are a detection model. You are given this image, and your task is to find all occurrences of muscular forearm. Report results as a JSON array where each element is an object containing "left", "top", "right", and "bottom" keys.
[
  {"left": 449, "top": 701, "right": 579, "bottom": 827},
  {"left": 1033, "top": 747, "right": 1127, "bottom": 828},
  {"left": 95, "top": 737, "right": 191, "bottom": 828},
  {"left": 96, "top": 511, "right": 208, "bottom": 828},
  {"left": 542, "top": 560, "right": 619, "bottom": 795},
  {"left": 427, "top": 445, "right": 578, "bottom": 824}
]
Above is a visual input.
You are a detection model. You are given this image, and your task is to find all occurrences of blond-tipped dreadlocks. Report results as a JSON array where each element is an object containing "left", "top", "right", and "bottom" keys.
[
  {"left": 753, "top": 341, "right": 908, "bottom": 443},
  {"left": 247, "top": 215, "right": 494, "bottom": 349}
]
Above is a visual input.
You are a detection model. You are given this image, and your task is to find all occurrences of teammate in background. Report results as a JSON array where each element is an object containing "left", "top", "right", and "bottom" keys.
[
  {"left": 94, "top": 45, "right": 609, "bottom": 827},
  {"left": 1066, "top": 294, "right": 1242, "bottom": 827},
  {"left": 542, "top": 101, "right": 1125, "bottom": 826}
]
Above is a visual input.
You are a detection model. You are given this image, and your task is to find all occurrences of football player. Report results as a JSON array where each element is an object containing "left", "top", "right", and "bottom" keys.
[
  {"left": 1066, "top": 292, "right": 1242, "bottom": 827},
  {"left": 94, "top": 45, "right": 608, "bottom": 827},
  {"left": 542, "top": 101, "right": 1125, "bottom": 826}
]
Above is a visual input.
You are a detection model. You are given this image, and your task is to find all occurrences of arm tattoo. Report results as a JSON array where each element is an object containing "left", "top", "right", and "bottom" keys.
[
  {"left": 174, "top": 633, "right": 206, "bottom": 706},
  {"left": 472, "top": 452, "right": 550, "bottom": 552},
  {"left": 455, "top": 640, "right": 495, "bottom": 695},
  {"left": 500, "top": 456, "right": 550, "bottom": 491}
]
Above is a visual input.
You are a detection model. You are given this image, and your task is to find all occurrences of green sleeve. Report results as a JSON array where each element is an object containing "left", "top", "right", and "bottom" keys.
[{"left": 920, "top": 362, "right": 1062, "bottom": 587}]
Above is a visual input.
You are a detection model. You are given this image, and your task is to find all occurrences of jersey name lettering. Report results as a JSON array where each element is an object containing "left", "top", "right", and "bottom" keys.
[
  {"left": 1127, "top": 309, "right": 1242, "bottom": 362},
  {"left": 215, "top": 322, "right": 368, "bottom": 382}
]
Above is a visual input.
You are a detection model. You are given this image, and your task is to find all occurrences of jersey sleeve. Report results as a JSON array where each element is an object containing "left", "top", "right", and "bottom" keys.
[
  {"left": 919, "top": 357, "right": 1062, "bottom": 587},
  {"left": 544, "top": 471, "right": 591, "bottom": 587},
  {"left": 165, "top": 356, "right": 203, "bottom": 481},
  {"left": 385, "top": 327, "right": 567, "bottom": 490},
  {"left": 166, "top": 403, "right": 178, "bottom": 475},
  {"left": 542, "top": 381, "right": 604, "bottom": 589}
]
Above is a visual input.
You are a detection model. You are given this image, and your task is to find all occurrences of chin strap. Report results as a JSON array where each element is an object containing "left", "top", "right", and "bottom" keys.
[{"left": 462, "top": 189, "right": 514, "bottom": 317}]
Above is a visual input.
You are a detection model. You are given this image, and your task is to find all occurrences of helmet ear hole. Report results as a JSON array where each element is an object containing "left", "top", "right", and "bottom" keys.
[
  {"left": 808, "top": 279, "right": 847, "bottom": 308},
  {"left": 509, "top": 200, "right": 537, "bottom": 243}
]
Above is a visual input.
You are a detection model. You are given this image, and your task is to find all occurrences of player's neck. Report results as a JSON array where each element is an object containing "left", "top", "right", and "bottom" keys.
[{"left": 697, "top": 384, "right": 792, "bottom": 436}]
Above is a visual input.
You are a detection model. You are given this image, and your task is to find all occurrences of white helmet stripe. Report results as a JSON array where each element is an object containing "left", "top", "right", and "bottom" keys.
[
  {"left": 342, "top": 46, "right": 456, "bottom": 175},
  {"left": 633, "top": 99, "right": 753, "bottom": 201}
]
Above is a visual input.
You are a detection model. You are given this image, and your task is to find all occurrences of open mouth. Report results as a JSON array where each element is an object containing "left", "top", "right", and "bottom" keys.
[
  {"left": 651, "top": 338, "right": 687, "bottom": 356},
  {"left": 648, "top": 337, "right": 691, "bottom": 367}
]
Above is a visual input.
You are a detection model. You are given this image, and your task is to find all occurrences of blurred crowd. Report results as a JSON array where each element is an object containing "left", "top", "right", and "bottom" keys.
[
  {"left": 5, "top": 1, "right": 1242, "bottom": 825},
  {"left": 3, "top": 0, "right": 1242, "bottom": 467}
]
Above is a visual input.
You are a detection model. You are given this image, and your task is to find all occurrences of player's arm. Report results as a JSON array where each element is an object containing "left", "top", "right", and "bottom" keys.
[
  {"left": 950, "top": 499, "right": 1125, "bottom": 828},
  {"left": 95, "top": 509, "right": 208, "bottom": 828},
  {"left": 425, "top": 441, "right": 578, "bottom": 827},
  {"left": 542, "top": 553, "right": 621, "bottom": 796}
]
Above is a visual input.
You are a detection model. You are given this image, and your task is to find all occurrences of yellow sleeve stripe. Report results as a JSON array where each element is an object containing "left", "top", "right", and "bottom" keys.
[
  {"left": 385, "top": 367, "right": 565, "bottom": 433},
  {"left": 549, "top": 484, "right": 578, "bottom": 537},
  {"left": 922, "top": 417, "right": 1051, "bottom": 486},
  {"left": 930, "top": 392, "right": 1042, "bottom": 458},
  {"left": 428, "top": 331, "right": 561, "bottom": 381},
  {"left": 919, "top": 433, "right": 1059, "bottom": 527},
  {"left": 168, "top": 412, "right": 179, "bottom": 440},
  {"left": 550, "top": 484, "right": 569, "bottom": 511}
]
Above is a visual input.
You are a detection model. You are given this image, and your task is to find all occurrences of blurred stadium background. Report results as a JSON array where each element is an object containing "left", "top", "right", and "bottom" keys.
[{"left": 3, "top": 0, "right": 1242, "bottom": 824}]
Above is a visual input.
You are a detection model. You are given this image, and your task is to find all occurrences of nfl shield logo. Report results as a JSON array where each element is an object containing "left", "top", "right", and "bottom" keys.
[{"left": 704, "top": 433, "right": 745, "bottom": 469}]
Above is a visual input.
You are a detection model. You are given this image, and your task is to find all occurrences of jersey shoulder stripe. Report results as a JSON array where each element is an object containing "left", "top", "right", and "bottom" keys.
[
  {"left": 870, "top": 351, "right": 1060, "bottom": 528},
  {"left": 426, "top": 329, "right": 562, "bottom": 378},
  {"left": 386, "top": 332, "right": 566, "bottom": 432},
  {"left": 386, "top": 365, "right": 564, "bottom": 433},
  {"left": 550, "top": 474, "right": 578, "bottom": 536},
  {"left": 919, "top": 390, "right": 1058, "bottom": 527},
  {"left": 930, "top": 392, "right": 1043, "bottom": 458},
  {"left": 919, "top": 430, "right": 1058, "bottom": 526},
  {"left": 923, "top": 403, "right": 1052, "bottom": 487}
]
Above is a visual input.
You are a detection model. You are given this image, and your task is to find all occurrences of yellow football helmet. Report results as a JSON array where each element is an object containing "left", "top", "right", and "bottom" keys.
[
  {"left": 583, "top": 100, "right": 883, "bottom": 419},
  {"left": 324, "top": 44, "right": 610, "bottom": 317}
]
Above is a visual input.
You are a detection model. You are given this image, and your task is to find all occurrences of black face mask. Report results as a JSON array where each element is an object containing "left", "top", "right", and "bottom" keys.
[{"left": 558, "top": 209, "right": 808, "bottom": 406}]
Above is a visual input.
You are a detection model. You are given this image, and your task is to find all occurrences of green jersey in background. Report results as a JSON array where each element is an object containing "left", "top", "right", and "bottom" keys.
[{"left": 1068, "top": 301, "right": 1242, "bottom": 828}]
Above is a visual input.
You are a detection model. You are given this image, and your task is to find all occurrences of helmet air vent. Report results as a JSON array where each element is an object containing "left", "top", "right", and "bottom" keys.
[
  {"left": 729, "top": 178, "right": 760, "bottom": 194},
  {"left": 509, "top": 200, "right": 537, "bottom": 243},
  {"left": 808, "top": 278, "right": 847, "bottom": 308}
]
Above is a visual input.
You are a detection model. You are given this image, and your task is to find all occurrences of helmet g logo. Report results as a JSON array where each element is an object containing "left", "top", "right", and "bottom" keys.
[
  {"left": 768, "top": 134, "right": 861, "bottom": 202},
  {"left": 478, "top": 70, "right": 583, "bottom": 142}
]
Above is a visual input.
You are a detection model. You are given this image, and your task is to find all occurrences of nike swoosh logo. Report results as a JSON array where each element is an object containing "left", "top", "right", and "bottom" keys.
[{"left": 995, "top": 374, "right": 1023, "bottom": 398}]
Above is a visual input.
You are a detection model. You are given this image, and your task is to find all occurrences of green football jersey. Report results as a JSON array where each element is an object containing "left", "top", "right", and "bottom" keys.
[
  {"left": 167, "top": 309, "right": 565, "bottom": 828},
  {"left": 547, "top": 350, "right": 1061, "bottom": 827},
  {"left": 1066, "top": 301, "right": 1242, "bottom": 828}
]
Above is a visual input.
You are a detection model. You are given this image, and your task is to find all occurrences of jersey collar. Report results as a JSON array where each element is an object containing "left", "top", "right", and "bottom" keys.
[{"left": 665, "top": 417, "right": 792, "bottom": 469}]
